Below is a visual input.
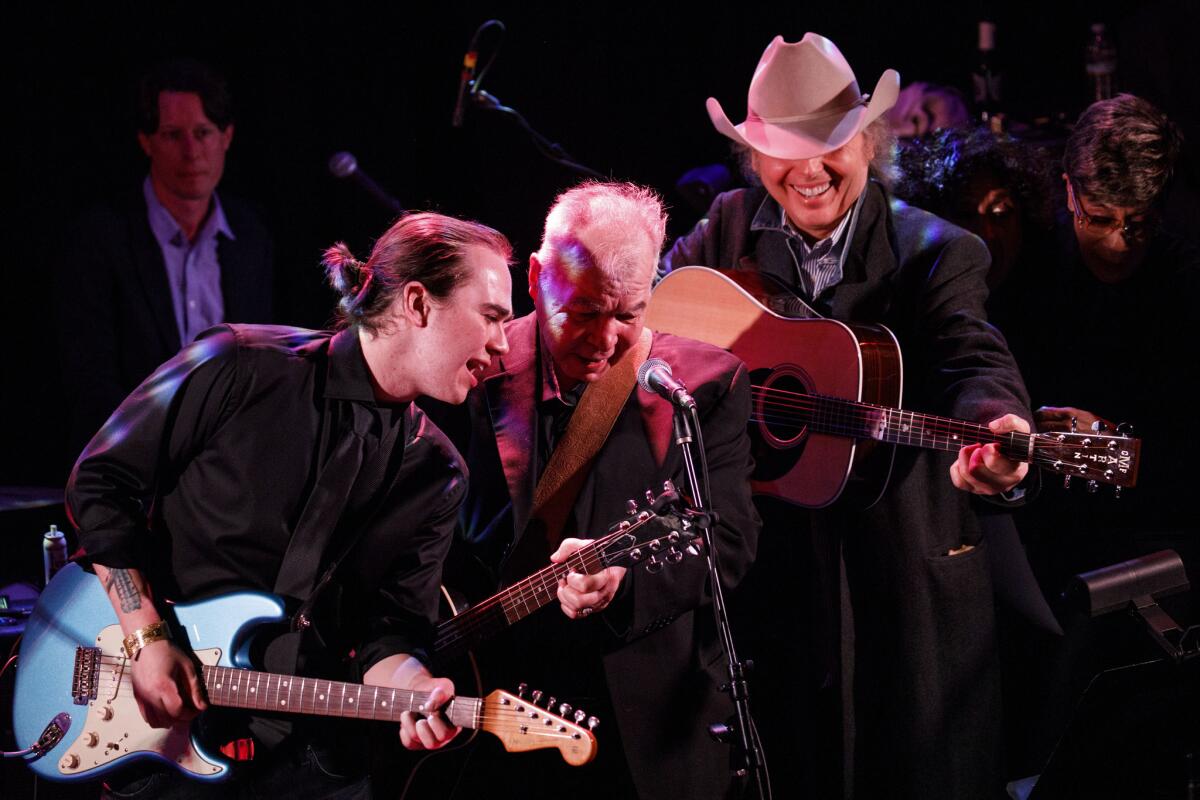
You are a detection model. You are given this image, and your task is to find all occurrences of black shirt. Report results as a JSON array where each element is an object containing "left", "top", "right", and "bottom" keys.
[{"left": 67, "top": 324, "right": 466, "bottom": 674}]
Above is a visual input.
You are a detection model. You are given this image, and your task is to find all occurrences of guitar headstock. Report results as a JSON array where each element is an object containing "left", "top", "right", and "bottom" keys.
[
  {"left": 482, "top": 687, "right": 598, "bottom": 766},
  {"left": 1032, "top": 427, "right": 1141, "bottom": 492},
  {"left": 599, "top": 482, "right": 705, "bottom": 574}
]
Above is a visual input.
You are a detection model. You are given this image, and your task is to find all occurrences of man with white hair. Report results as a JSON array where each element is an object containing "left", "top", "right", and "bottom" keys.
[
  {"left": 440, "top": 181, "right": 760, "bottom": 799},
  {"left": 662, "top": 34, "right": 1034, "bottom": 800}
]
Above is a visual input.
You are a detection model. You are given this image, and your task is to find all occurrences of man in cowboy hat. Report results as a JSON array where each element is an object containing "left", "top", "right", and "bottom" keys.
[{"left": 662, "top": 33, "right": 1034, "bottom": 800}]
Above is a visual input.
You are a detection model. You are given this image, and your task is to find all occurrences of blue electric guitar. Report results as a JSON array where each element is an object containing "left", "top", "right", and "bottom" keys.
[{"left": 11, "top": 563, "right": 597, "bottom": 783}]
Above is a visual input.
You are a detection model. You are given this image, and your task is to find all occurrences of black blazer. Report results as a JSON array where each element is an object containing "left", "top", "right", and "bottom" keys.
[
  {"left": 443, "top": 314, "right": 761, "bottom": 800},
  {"left": 56, "top": 188, "right": 274, "bottom": 462}
]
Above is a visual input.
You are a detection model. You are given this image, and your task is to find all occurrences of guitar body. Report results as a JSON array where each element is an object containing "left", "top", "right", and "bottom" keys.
[
  {"left": 648, "top": 266, "right": 903, "bottom": 508},
  {"left": 13, "top": 562, "right": 287, "bottom": 782}
]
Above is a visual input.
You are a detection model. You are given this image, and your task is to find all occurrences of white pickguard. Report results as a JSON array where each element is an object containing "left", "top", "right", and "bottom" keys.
[{"left": 56, "top": 625, "right": 224, "bottom": 778}]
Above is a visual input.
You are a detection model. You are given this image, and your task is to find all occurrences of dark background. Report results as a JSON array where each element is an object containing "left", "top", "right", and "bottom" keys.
[
  {"left": 2, "top": 3, "right": 1198, "bottom": 797},
  {"left": 3, "top": 0, "right": 1194, "bottom": 487}
]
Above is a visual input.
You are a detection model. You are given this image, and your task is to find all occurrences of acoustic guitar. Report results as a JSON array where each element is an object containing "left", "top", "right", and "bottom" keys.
[{"left": 646, "top": 267, "right": 1141, "bottom": 507}]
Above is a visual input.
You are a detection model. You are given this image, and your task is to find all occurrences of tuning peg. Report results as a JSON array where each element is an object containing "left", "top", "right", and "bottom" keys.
[
  {"left": 545, "top": 696, "right": 556, "bottom": 710},
  {"left": 531, "top": 689, "right": 543, "bottom": 705},
  {"left": 646, "top": 556, "right": 663, "bottom": 574},
  {"left": 666, "top": 548, "right": 683, "bottom": 564},
  {"left": 625, "top": 499, "right": 638, "bottom": 515},
  {"left": 558, "top": 702, "right": 572, "bottom": 718},
  {"left": 1114, "top": 486, "right": 1122, "bottom": 499},
  {"left": 1091, "top": 420, "right": 1108, "bottom": 433},
  {"left": 587, "top": 716, "right": 599, "bottom": 731},
  {"left": 517, "top": 683, "right": 528, "bottom": 699},
  {"left": 686, "top": 541, "right": 703, "bottom": 557},
  {"left": 574, "top": 709, "right": 587, "bottom": 724},
  {"left": 662, "top": 480, "right": 675, "bottom": 494},
  {"left": 1069, "top": 416, "right": 1078, "bottom": 433},
  {"left": 629, "top": 547, "right": 644, "bottom": 562},
  {"left": 1063, "top": 475, "right": 1073, "bottom": 490},
  {"left": 1087, "top": 480, "right": 1099, "bottom": 493},
  {"left": 1116, "top": 422, "right": 1134, "bottom": 437}
]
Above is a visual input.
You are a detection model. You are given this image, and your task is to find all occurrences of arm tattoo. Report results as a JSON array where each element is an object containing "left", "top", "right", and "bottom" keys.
[{"left": 105, "top": 569, "right": 142, "bottom": 613}]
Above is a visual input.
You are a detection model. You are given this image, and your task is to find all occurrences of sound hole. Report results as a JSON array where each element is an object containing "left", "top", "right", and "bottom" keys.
[
  {"left": 749, "top": 367, "right": 811, "bottom": 482},
  {"left": 756, "top": 367, "right": 811, "bottom": 446}
]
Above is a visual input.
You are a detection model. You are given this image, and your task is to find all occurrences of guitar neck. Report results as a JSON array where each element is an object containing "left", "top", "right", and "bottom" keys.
[
  {"left": 433, "top": 536, "right": 614, "bottom": 658},
  {"left": 200, "top": 665, "right": 481, "bottom": 729},
  {"left": 808, "top": 396, "right": 1032, "bottom": 462}
]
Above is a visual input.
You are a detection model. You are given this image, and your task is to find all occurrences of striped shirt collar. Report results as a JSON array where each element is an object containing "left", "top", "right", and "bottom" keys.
[{"left": 749, "top": 190, "right": 860, "bottom": 254}]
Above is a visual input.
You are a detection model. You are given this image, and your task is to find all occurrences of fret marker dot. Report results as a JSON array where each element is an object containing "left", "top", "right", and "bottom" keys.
[
  {"left": 319, "top": 694, "right": 325, "bottom": 700},
  {"left": 282, "top": 681, "right": 289, "bottom": 688},
  {"left": 216, "top": 684, "right": 223, "bottom": 689},
  {"left": 280, "top": 700, "right": 286, "bottom": 706},
  {"left": 952, "top": 435, "right": 959, "bottom": 440},
  {"left": 382, "top": 701, "right": 388, "bottom": 707},
  {"left": 232, "top": 685, "right": 238, "bottom": 691},
  {"left": 348, "top": 698, "right": 354, "bottom": 704},
  {"left": 250, "top": 688, "right": 256, "bottom": 693}
]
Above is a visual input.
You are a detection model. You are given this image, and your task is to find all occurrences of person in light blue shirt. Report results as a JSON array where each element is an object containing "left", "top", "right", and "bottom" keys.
[{"left": 57, "top": 58, "right": 274, "bottom": 467}]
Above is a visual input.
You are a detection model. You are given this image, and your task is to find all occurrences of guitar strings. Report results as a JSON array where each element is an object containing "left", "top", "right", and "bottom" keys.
[
  {"left": 747, "top": 384, "right": 1124, "bottom": 475},
  {"left": 435, "top": 513, "right": 684, "bottom": 651},
  {"left": 750, "top": 383, "right": 1118, "bottom": 449},
  {"left": 87, "top": 663, "right": 593, "bottom": 734}
]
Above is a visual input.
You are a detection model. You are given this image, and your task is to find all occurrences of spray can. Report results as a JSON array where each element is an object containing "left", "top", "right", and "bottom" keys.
[{"left": 43, "top": 524, "right": 68, "bottom": 585}]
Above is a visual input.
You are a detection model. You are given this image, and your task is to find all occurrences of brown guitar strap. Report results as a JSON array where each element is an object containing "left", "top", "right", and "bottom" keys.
[{"left": 527, "top": 326, "right": 653, "bottom": 551}]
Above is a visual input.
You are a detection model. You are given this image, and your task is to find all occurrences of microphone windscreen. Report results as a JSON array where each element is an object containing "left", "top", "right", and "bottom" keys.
[
  {"left": 637, "top": 358, "right": 670, "bottom": 393},
  {"left": 328, "top": 151, "right": 358, "bottom": 179}
]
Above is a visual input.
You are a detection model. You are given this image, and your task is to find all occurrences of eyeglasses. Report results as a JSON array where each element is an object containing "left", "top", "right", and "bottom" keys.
[{"left": 1066, "top": 179, "right": 1159, "bottom": 240}]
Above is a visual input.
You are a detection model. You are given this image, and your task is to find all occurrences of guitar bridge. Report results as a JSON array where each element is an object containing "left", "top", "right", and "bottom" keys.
[{"left": 72, "top": 646, "right": 101, "bottom": 705}]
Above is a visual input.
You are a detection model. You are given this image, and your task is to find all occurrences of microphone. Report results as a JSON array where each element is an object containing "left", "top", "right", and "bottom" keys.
[
  {"left": 637, "top": 358, "right": 696, "bottom": 410},
  {"left": 327, "top": 152, "right": 404, "bottom": 216},
  {"left": 451, "top": 48, "right": 478, "bottom": 128}
]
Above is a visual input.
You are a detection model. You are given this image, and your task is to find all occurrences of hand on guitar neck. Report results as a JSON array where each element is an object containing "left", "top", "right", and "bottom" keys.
[
  {"left": 949, "top": 413, "right": 1031, "bottom": 496},
  {"left": 365, "top": 655, "right": 458, "bottom": 751},
  {"left": 550, "top": 538, "right": 627, "bottom": 620}
]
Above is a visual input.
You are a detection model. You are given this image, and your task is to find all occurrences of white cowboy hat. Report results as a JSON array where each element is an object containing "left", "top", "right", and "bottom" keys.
[{"left": 707, "top": 33, "right": 901, "bottom": 161}]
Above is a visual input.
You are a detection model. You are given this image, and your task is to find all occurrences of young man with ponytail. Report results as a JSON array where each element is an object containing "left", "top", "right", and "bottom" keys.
[{"left": 65, "top": 212, "right": 513, "bottom": 799}]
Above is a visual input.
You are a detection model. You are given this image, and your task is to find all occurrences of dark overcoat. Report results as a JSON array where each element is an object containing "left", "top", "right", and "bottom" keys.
[{"left": 664, "top": 182, "right": 1033, "bottom": 800}]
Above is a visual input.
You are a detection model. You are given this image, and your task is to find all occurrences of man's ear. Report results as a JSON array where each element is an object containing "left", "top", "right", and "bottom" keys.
[
  {"left": 527, "top": 253, "right": 542, "bottom": 305},
  {"left": 399, "top": 281, "right": 432, "bottom": 328},
  {"left": 219, "top": 123, "right": 235, "bottom": 152},
  {"left": 137, "top": 131, "right": 152, "bottom": 159},
  {"left": 1062, "top": 173, "right": 1076, "bottom": 214}
]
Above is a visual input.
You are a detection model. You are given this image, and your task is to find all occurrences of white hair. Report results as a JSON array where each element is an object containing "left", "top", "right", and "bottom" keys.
[{"left": 536, "top": 181, "right": 668, "bottom": 282}]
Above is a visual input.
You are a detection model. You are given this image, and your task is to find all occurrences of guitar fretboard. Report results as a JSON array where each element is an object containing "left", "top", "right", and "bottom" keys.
[
  {"left": 200, "top": 665, "right": 480, "bottom": 729},
  {"left": 433, "top": 540, "right": 610, "bottom": 658},
  {"left": 799, "top": 395, "right": 1033, "bottom": 462}
]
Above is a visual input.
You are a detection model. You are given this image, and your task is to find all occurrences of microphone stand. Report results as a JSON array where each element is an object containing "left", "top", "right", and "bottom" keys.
[
  {"left": 673, "top": 405, "right": 770, "bottom": 800},
  {"left": 454, "top": 20, "right": 603, "bottom": 180},
  {"left": 470, "top": 89, "right": 605, "bottom": 179}
]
